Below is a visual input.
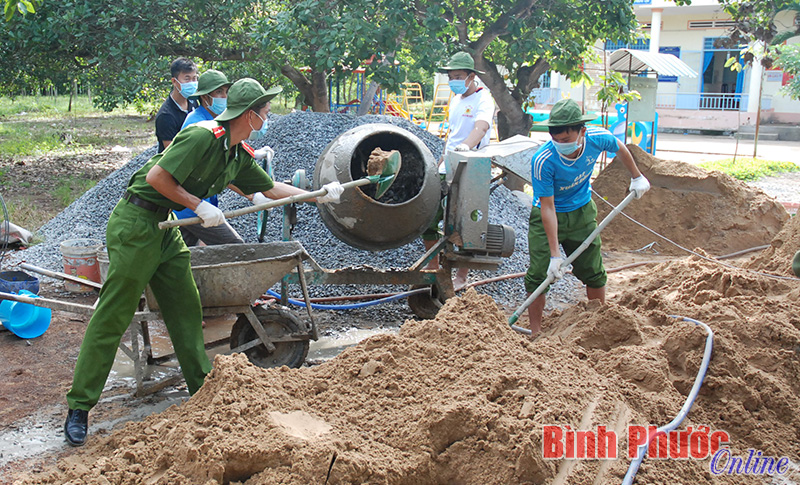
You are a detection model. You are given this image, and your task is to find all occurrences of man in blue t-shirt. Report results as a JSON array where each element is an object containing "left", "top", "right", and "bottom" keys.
[{"left": 525, "top": 99, "right": 650, "bottom": 336}]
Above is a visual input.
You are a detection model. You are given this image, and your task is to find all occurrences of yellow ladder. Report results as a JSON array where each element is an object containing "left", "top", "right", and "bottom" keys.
[
  {"left": 427, "top": 83, "right": 452, "bottom": 138},
  {"left": 401, "top": 82, "right": 426, "bottom": 124}
]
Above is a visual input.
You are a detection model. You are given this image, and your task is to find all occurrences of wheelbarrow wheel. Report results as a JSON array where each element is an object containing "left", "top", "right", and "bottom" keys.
[
  {"left": 408, "top": 284, "right": 444, "bottom": 320},
  {"left": 230, "top": 306, "right": 309, "bottom": 369}
]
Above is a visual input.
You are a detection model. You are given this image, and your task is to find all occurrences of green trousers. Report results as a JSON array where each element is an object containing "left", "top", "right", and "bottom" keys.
[
  {"left": 66, "top": 200, "right": 212, "bottom": 411},
  {"left": 524, "top": 200, "right": 607, "bottom": 293}
]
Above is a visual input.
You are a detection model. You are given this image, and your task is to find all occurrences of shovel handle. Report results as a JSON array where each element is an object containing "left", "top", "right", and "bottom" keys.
[
  {"left": 508, "top": 192, "right": 637, "bottom": 329},
  {"left": 158, "top": 177, "right": 373, "bottom": 230}
]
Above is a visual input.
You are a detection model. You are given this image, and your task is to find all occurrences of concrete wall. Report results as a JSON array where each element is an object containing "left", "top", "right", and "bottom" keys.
[{"left": 537, "top": 2, "right": 799, "bottom": 131}]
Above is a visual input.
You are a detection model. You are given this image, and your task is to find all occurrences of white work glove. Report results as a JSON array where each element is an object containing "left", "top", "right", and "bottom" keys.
[
  {"left": 453, "top": 143, "right": 470, "bottom": 152},
  {"left": 253, "top": 146, "right": 274, "bottom": 163},
  {"left": 194, "top": 200, "right": 225, "bottom": 228},
  {"left": 317, "top": 181, "right": 344, "bottom": 204},
  {"left": 251, "top": 192, "right": 270, "bottom": 206},
  {"left": 547, "top": 257, "right": 566, "bottom": 281},
  {"left": 629, "top": 175, "right": 651, "bottom": 199}
]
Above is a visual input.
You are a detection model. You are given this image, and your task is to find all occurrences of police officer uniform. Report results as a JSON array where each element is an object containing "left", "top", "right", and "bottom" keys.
[{"left": 64, "top": 79, "right": 282, "bottom": 446}]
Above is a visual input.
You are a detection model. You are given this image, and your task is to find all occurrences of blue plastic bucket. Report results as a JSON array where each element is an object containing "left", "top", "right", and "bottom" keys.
[
  {"left": 0, "top": 271, "right": 40, "bottom": 295},
  {"left": 0, "top": 290, "right": 52, "bottom": 339}
]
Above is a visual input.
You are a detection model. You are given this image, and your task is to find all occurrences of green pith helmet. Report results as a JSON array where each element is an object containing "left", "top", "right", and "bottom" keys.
[
  {"left": 438, "top": 52, "right": 485, "bottom": 74},
  {"left": 540, "top": 99, "right": 597, "bottom": 127},
  {"left": 215, "top": 78, "right": 283, "bottom": 121},
  {"left": 792, "top": 250, "right": 800, "bottom": 278},
  {"left": 192, "top": 70, "right": 232, "bottom": 99}
]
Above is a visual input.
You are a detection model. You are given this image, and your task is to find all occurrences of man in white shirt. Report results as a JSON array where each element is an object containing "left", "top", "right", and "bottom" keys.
[{"left": 421, "top": 51, "right": 496, "bottom": 290}]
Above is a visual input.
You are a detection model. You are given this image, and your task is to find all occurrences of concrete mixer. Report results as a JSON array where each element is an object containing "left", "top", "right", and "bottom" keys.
[{"left": 278, "top": 123, "right": 534, "bottom": 319}]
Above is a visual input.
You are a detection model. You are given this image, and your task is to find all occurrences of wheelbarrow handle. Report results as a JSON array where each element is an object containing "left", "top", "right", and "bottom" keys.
[
  {"left": 509, "top": 191, "right": 637, "bottom": 330},
  {"left": 158, "top": 177, "right": 375, "bottom": 230}
]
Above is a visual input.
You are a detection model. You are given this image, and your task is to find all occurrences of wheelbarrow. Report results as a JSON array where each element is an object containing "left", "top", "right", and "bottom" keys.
[{"left": 0, "top": 241, "right": 316, "bottom": 396}]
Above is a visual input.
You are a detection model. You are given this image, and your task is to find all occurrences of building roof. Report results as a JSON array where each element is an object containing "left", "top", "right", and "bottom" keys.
[{"left": 608, "top": 49, "right": 698, "bottom": 77}]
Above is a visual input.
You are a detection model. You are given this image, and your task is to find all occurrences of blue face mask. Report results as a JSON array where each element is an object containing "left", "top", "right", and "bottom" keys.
[
  {"left": 209, "top": 97, "right": 227, "bottom": 115},
  {"left": 249, "top": 112, "right": 269, "bottom": 140},
  {"left": 552, "top": 139, "right": 582, "bottom": 156},
  {"left": 449, "top": 79, "right": 468, "bottom": 95},
  {"left": 179, "top": 81, "right": 198, "bottom": 98}
]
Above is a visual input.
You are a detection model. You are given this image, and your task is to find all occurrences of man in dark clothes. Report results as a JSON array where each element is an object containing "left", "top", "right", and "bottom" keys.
[{"left": 154, "top": 57, "right": 199, "bottom": 153}]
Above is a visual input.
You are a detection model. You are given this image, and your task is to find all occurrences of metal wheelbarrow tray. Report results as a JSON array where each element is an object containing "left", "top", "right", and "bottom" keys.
[
  {"left": 144, "top": 241, "right": 308, "bottom": 310},
  {"left": 2, "top": 241, "right": 317, "bottom": 396}
]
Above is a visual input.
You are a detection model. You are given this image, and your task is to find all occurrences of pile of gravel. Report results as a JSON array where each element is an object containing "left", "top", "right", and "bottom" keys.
[{"left": 7, "top": 112, "right": 581, "bottom": 320}]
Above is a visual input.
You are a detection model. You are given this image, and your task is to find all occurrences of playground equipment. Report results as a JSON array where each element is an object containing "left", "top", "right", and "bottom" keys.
[
  {"left": 327, "top": 66, "right": 387, "bottom": 114},
  {"left": 427, "top": 83, "right": 452, "bottom": 138},
  {"left": 385, "top": 94, "right": 412, "bottom": 120},
  {"left": 609, "top": 102, "right": 659, "bottom": 155},
  {"left": 400, "top": 82, "right": 426, "bottom": 124}
]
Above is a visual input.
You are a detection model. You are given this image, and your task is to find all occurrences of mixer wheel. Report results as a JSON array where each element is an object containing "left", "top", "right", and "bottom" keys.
[
  {"left": 408, "top": 284, "right": 445, "bottom": 320},
  {"left": 230, "top": 306, "right": 309, "bottom": 369}
]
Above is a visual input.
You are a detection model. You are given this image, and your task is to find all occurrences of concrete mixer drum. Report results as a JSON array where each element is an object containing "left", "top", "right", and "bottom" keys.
[{"left": 313, "top": 123, "right": 441, "bottom": 251}]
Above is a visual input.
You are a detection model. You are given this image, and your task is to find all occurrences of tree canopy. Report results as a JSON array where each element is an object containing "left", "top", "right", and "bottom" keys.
[
  {"left": 404, "top": 0, "right": 639, "bottom": 138},
  {"left": 1, "top": 0, "right": 639, "bottom": 135}
]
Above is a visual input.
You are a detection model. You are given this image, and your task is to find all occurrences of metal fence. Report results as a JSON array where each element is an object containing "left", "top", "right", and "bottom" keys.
[
  {"left": 656, "top": 92, "right": 772, "bottom": 111},
  {"left": 528, "top": 88, "right": 560, "bottom": 106}
]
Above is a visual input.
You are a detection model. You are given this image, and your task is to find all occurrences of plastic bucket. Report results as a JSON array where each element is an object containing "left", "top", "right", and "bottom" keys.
[
  {"left": 60, "top": 238, "right": 102, "bottom": 292},
  {"left": 0, "top": 290, "right": 52, "bottom": 339},
  {"left": 0, "top": 271, "right": 40, "bottom": 295},
  {"left": 96, "top": 245, "right": 110, "bottom": 284}
]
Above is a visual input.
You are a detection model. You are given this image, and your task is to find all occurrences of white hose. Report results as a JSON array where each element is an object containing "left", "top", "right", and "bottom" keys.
[{"left": 622, "top": 315, "right": 714, "bottom": 485}]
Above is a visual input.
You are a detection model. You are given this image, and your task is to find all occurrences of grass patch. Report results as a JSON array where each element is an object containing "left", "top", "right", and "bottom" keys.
[
  {"left": 4, "top": 196, "right": 49, "bottom": 238},
  {"left": 699, "top": 157, "right": 800, "bottom": 181},
  {"left": 0, "top": 95, "right": 154, "bottom": 158},
  {"left": 0, "top": 122, "right": 64, "bottom": 157},
  {"left": 54, "top": 177, "right": 97, "bottom": 207}
]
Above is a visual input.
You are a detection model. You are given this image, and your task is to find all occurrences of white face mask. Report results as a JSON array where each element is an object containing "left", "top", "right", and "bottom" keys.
[
  {"left": 248, "top": 111, "right": 268, "bottom": 140},
  {"left": 552, "top": 139, "right": 582, "bottom": 156}
]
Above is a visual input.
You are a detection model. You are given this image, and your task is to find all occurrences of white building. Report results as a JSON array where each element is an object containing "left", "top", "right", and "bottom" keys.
[{"left": 538, "top": 0, "right": 800, "bottom": 133}]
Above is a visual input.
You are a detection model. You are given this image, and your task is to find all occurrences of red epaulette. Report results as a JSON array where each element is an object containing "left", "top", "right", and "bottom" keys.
[
  {"left": 241, "top": 141, "right": 255, "bottom": 157},
  {"left": 211, "top": 125, "right": 226, "bottom": 139}
]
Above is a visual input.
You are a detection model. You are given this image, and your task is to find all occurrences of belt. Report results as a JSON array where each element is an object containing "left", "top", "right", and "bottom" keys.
[{"left": 123, "top": 191, "right": 172, "bottom": 215}]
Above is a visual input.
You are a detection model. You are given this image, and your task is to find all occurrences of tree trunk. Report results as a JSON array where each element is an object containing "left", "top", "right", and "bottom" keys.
[
  {"left": 478, "top": 75, "right": 532, "bottom": 140},
  {"left": 473, "top": 56, "right": 535, "bottom": 140},
  {"left": 309, "top": 70, "right": 329, "bottom": 112},
  {"left": 280, "top": 64, "right": 330, "bottom": 113},
  {"left": 68, "top": 79, "right": 77, "bottom": 112},
  {"left": 357, "top": 81, "right": 381, "bottom": 116}
]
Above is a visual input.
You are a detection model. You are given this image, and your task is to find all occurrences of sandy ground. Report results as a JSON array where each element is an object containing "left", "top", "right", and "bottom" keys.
[{"left": 3, "top": 139, "right": 800, "bottom": 484}]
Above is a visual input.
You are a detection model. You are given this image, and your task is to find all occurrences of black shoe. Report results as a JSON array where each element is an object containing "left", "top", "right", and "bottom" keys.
[{"left": 64, "top": 409, "right": 88, "bottom": 446}]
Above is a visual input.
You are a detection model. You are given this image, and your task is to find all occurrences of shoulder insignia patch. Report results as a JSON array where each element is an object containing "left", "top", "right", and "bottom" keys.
[
  {"left": 211, "top": 125, "right": 226, "bottom": 139},
  {"left": 195, "top": 120, "right": 226, "bottom": 138},
  {"left": 241, "top": 141, "right": 255, "bottom": 157}
]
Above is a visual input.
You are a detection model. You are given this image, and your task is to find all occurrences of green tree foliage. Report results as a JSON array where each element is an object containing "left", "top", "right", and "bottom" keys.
[
  {"left": 254, "top": 0, "right": 431, "bottom": 113},
  {"left": 1, "top": 0, "right": 641, "bottom": 130},
  {"left": 710, "top": 1, "right": 800, "bottom": 69},
  {"left": 405, "top": 0, "right": 639, "bottom": 139},
  {"left": 4, "top": 0, "right": 37, "bottom": 21},
  {"left": 775, "top": 44, "right": 800, "bottom": 99},
  {"left": 0, "top": 0, "right": 266, "bottom": 111}
]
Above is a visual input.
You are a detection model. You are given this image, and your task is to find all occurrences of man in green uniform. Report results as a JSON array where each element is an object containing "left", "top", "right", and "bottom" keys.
[{"left": 63, "top": 78, "right": 344, "bottom": 446}]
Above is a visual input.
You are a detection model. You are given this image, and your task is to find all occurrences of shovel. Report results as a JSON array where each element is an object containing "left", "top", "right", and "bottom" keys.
[
  {"left": 158, "top": 149, "right": 401, "bottom": 230},
  {"left": 508, "top": 191, "right": 636, "bottom": 335}
]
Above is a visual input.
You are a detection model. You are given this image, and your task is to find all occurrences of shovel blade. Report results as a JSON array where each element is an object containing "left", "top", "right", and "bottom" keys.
[{"left": 374, "top": 151, "right": 401, "bottom": 199}]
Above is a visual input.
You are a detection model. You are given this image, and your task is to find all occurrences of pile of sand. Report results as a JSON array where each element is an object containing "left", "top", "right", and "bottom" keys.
[
  {"left": 18, "top": 256, "right": 800, "bottom": 484},
  {"left": 593, "top": 146, "right": 789, "bottom": 256},
  {"left": 746, "top": 211, "right": 800, "bottom": 276}
]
